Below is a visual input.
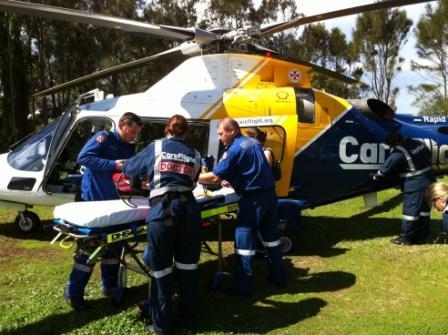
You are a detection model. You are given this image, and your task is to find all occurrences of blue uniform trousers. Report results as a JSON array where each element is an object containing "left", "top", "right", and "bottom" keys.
[
  {"left": 234, "top": 190, "right": 286, "bottom": 296},
  {"left": 65, "top": 244, "right": 122, "bottom": 300},
  {"left": 146, "top": 192, "right": 201, "bottom": 334},
  {"left": 402, "top": 190, "right": 431, "bottom": 243}
]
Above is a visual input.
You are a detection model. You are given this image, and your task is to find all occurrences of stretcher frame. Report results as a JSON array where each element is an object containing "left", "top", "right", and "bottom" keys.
[{"left": 51, "top": 196, "right": 240, "bottom": 283}]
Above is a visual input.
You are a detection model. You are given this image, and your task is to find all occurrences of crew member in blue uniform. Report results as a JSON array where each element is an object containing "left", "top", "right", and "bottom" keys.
[
  {"left": 64, "top": 112, "right": 142, "bottom": 311},
  {"left": 124, "top": 114, "right": 202, "bottom": 334},
  {"left": 199, "top": 117, "right": 286, "bottom": 297},
  {"left": 373, "top": 132, "right": 435, "bottom": 245}
]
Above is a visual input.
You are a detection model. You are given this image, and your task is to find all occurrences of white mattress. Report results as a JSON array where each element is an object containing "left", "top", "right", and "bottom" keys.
[
  {"left": 54, "top": 198, "right": 149, "bottom": 228},
  {"left": 54, "top": 187, "right": 239, "bottom": 229}
]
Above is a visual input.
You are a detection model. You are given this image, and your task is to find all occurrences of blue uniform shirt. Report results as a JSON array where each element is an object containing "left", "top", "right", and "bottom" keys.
[
  {"left": 77, "top": 130, "right": 135, "bottom": 201},
  {"left": 378, "top": 138, "right": 434, "bottom": 193},
  {"left": 123, "top": 137, "right": 201, "bottom": 199},
  {"left": 213, "top": 134, "right": 275, "bottom": 195}
]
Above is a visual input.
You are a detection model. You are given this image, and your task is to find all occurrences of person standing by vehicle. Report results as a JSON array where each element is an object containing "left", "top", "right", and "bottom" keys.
[
  {"left": 124, "top": 114, "right": 202, "bottom": 334},
  {"left": 373, "top": 132, "right": 435, "bottom": 245},
  {"left": 198, "top": 118, "right": 286, "bottom": 297},
  {"left": 64, "top": 112, "right": 142, "bottom": 311},
  {"left": 245, "top": 127, "right": 273, "bottom": 166}
]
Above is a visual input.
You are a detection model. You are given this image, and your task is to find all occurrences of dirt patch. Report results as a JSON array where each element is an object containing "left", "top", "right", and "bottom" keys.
[{"left": 0, "top": 237, "right": 61, "bottom": 261}]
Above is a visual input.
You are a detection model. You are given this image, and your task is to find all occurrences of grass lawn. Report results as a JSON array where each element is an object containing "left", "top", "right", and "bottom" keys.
[{"left": 1, "top": 187, "right": 448, "bottom": 335}]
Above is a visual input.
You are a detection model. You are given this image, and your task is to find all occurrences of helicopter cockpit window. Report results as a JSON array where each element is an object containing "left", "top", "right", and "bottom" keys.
[
  {"left": 44, "top": 117, "right": 113, "bottom": 194},
  {"left": 241, "top": 126, "right": 286, "bottom": 162},
  {"left": 43, "top": 117, "right": 209, "bottom": 195},
  {"left": 7, "top": 118, "right": 60, "bottom": 172},
  {"left": 295, "top": 88, "right": 316, "bottom": 124}
]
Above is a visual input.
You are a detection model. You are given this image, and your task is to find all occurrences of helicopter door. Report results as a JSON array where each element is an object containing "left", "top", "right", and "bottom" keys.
[
  {"left": 207, "top": 116, "right": 297, "bottom": 197},
  {"left": 41, "top": 103, "right": 79, "bottom": 195},
  {"left": 42, "top": 117, "right": 114, "bottom": 199}
]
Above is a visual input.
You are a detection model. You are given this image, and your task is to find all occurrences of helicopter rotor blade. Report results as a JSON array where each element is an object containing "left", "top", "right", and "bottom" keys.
[
  {"left": 0, "top": 0, "right": 197, "bottom": 41},
  {"left": 259, "top": 0, "right": 437, "bottom": 37},
  {"left": 33, "top": 42, "right": 200, "bottom": 98}
]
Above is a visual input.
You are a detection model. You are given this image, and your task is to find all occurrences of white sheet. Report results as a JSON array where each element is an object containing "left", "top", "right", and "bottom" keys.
[{"left": 54, "top": 188, "right": 239, "bottom": 229}]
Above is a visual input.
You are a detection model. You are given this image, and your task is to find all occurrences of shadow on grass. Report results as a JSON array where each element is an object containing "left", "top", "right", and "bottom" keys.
[
  {"left": 0, "top": 219, "right": 56, "bottom": 242},
  {"left": 293, "top": 216, "right": 403, "bottom": 257},
  {"left": 0, "top": 251, "right": 356, "bottom": 335},
  {"left": 202, "top": 212, "right": 404, "bottom": 259},
  {"left": 353, "top": 192, "right": 403, "bottom": 219},
  {"left": 190, "top": 257, "right": 356, "bottom": 334},
  {"left": 0, "top": 256, "right": 355, "bottom": 335},
  {"left": 288, "top": 192, "right": 408, "bottom": 257},
  {"left": 0, "top": 284, "right": 148, "bottom": 335}
]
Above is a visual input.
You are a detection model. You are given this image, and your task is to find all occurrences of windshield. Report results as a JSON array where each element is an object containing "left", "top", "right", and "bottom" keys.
[{"left": 7, "top": 118, "right": 60, "bottom": 171}]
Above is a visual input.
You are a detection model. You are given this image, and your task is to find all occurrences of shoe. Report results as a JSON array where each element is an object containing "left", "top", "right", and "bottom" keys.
[
  {"left": 135, "top": 300, "right": 152, "bottom": 322},
  {"left": 390, "top": 237, "right": 413, "bottom": 245},
  {"left": 64, "top": 295, "right": 89, "bottom": 311}
]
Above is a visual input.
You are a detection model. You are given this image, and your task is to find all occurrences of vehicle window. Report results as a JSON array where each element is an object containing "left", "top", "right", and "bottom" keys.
[
  {"left": 241, "top": 125, "right": 286, "bottom": 161},
  {"left": 186, "top": 122, "right": 209, "bottom": 155},
  {"left": 7, "top": 118, "right": 60, "bottom": 171},
  {"left": 134, "top": 120, "right": 166, "bottom": 152},
  {"left": 437, "top": 126, "right": 448, "bottom": 135},
  {"left": 44, "top": 117, "right": 113, "bottom": 194},
  {"left": 135, "top": 119, "right": 209, "bottom": 155},
  {"left": 60, "top": 118, "right": 113, "bottom": 172},
  {"left": 295, "top": 88, "right": 315, "bottom": 124}
]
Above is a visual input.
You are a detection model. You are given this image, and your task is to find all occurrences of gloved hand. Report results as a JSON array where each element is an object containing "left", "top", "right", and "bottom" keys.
[{"left": 115, "top": 159, "right": 127, "bottom": 171}]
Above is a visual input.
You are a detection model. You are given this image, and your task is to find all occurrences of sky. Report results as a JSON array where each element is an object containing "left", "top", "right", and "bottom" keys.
[{"left": 256, "top": 0, "right": 436, "bottom": 115}]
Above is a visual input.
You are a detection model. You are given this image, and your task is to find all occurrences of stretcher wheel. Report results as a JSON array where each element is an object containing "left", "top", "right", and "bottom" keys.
[
  {"left": 14, "top": 211, "right": 40, "bottom": 233},
  {"left": 280, "top": 235, "right": 293, "bottom": 254}
]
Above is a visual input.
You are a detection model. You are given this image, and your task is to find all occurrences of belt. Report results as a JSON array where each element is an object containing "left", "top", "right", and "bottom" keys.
[
  {"left": 399, "top": 166, "right": 431, "bottom": 178},
  {"left": 149, "top": 190, "right": 192, "bottom": 207}
]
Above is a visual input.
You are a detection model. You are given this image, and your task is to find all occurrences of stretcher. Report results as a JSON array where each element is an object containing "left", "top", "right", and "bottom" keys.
[{"left": 51, "top": 187, "right": 240, "bottom": 279}]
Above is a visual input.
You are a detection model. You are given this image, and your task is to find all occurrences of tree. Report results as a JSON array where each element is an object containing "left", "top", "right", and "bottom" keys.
[
  {"left": 301, "top": 25, "right": 365, "bottom": 98},
  {"left": 408, "top": 0, "right": 448, "bottom": 116},
  {"left": 353, "top": 8, "right": 412, "bottom": 106},
  {"left": 0, "top": 12, "right": 32, "bottom": 150},
  {"left": 267, "top": 23, "right": 365, "bottom": 99},
  {"left": 201, "top": 0, "right": 297, "bottom": 30}
]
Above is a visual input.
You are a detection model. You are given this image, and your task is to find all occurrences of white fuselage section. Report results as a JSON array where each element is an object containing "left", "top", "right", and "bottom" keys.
[{"left": 0, "top": 54, "right": 267, "bottom": 209}]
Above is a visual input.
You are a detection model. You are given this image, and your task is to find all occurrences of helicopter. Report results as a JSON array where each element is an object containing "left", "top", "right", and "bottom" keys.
[{"left": 0, "top": 0, "right": 444, "bottom": 236}]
